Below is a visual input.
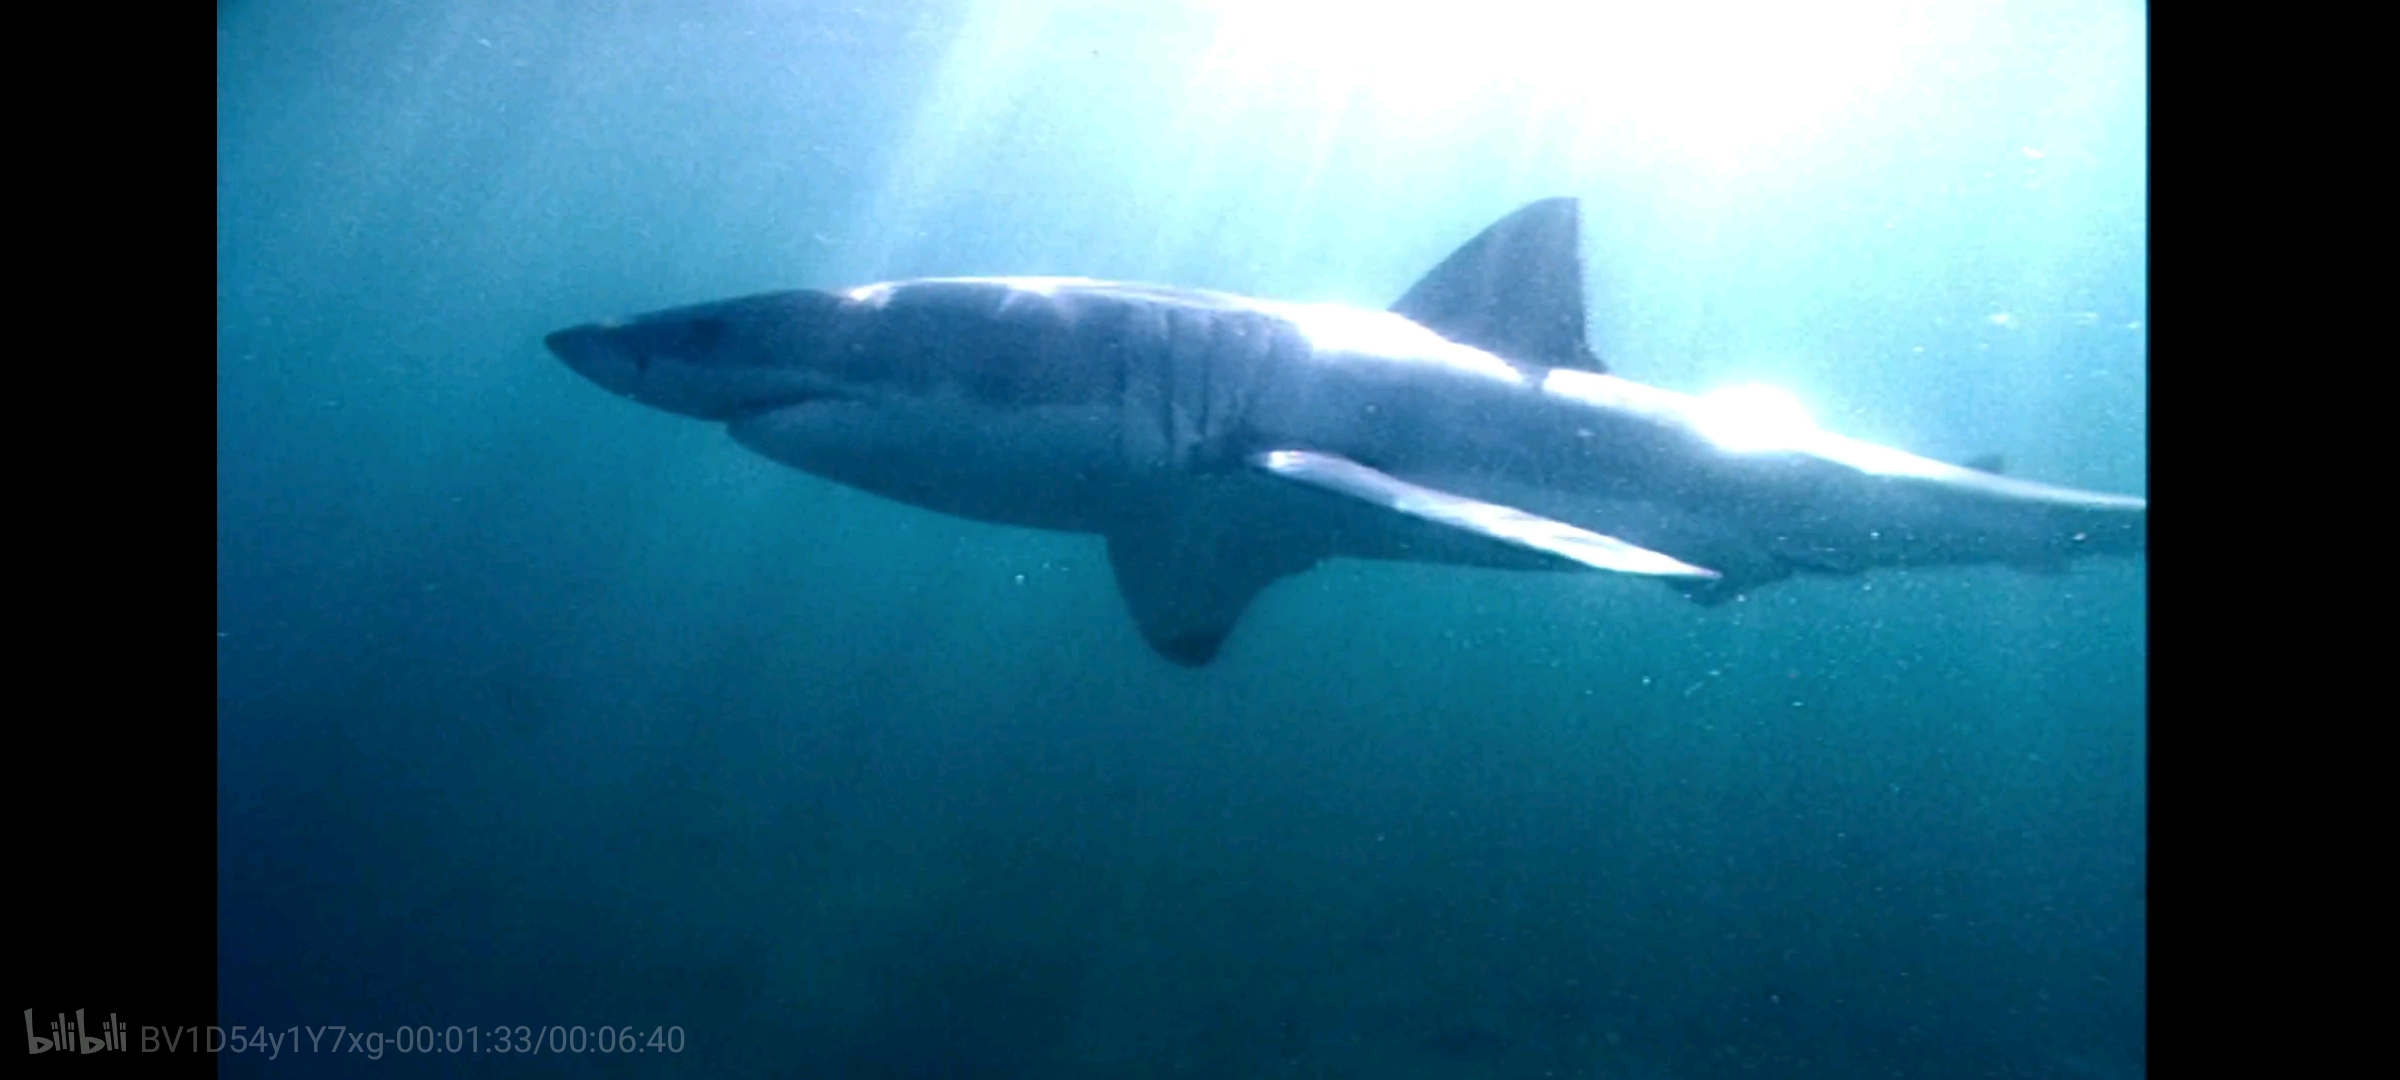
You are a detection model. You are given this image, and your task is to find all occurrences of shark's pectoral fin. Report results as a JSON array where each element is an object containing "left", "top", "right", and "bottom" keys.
[
  {"left": 1106, "top": 513, "right": 1319, "bottom": 667},
  {"left": 1251, "top": 450, "right": 1718, "bottom": 579}
]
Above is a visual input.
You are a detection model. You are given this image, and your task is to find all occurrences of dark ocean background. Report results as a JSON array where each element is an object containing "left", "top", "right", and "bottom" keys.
[{"left": 217, "top": 2, "right": 2146, "bottom": 1077}]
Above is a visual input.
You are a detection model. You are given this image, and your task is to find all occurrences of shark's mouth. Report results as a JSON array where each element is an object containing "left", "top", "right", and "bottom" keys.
[{"left": 719, "top": 390, "right": 854, "bottom": 423}]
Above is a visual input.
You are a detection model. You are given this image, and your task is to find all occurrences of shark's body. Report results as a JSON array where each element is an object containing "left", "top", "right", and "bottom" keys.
[{"left": 546, "top": 199, "right": 2144, "bottom": 665}]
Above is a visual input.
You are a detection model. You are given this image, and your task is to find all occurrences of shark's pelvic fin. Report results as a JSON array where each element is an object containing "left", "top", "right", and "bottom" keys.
[
  {"left": 1388, "top": 197, "right": 1607, "bottom": 374},
  {"left": 1252, "top": 450, "right": 1716, "bottom": 579}
]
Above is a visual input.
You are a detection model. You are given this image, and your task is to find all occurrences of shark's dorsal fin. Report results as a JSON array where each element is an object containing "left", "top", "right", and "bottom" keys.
[
  {"left": 1389, "top": 198, "right": 1606, "bottom": 373},
  {"left": 1965, "top": 453, "right": 2007, "bottom": 475},
  {"left": 1251, "top": 450, "right": 1715, "bottom": 579}
]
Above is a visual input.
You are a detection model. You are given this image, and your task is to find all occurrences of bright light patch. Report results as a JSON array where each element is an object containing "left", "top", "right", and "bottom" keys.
[
  {"left": 1690, "top": 382, "right": 1817, "bottom": 452},
  {"left": 993, "top": 276, "right": 1105, "bottom": 298},
  {"left": 1189, "top": 0, "right": 1934, "bottom": 167},
  {"left": 1269, "top": 303, "right": 1436, "bottom": 355},
  {"left": 846, "top": 277, "right": 1107, "bottom": 307},
  {"left": 844, "top": 282, "right": 900, "bottom": 307},
  {"left": 1264, "top": 302, "right": 1526, "bottom": 385}
]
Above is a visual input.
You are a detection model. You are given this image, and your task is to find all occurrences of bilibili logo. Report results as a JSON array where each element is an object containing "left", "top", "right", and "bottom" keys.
[{"left": 24, "top": 1010, "right": 127, "bottom": 1054}]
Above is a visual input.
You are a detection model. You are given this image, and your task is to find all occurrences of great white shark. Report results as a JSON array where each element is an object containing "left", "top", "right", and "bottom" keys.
[{"left": 545, "top": 199, "right": 2145, "bottom": 666}]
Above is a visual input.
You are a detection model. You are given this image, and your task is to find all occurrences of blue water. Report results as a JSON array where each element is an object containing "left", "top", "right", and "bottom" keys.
[{"left": 217, "top": 2, "right": 2146, "bottom": 1076}]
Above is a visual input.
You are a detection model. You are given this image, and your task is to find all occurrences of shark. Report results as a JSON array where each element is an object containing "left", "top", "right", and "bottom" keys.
[{"left": 544, "top": 198, "right": 2146, "bottom": 666}]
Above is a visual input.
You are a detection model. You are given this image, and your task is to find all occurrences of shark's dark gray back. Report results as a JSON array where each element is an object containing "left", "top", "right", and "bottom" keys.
[{"left": 830, "top": 279, "right": 1307, "bottom": 476}]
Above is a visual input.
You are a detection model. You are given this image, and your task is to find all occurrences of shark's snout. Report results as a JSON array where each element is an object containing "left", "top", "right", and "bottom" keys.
[
  {"left": 545, "top": 323, "right": 632, "bottom": 384},
  {"left": 542, "top": 324, "right": 593, "bottom": 359},
  {"left": 545, "top": 307, "right": 844, "bottom": 422}
]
